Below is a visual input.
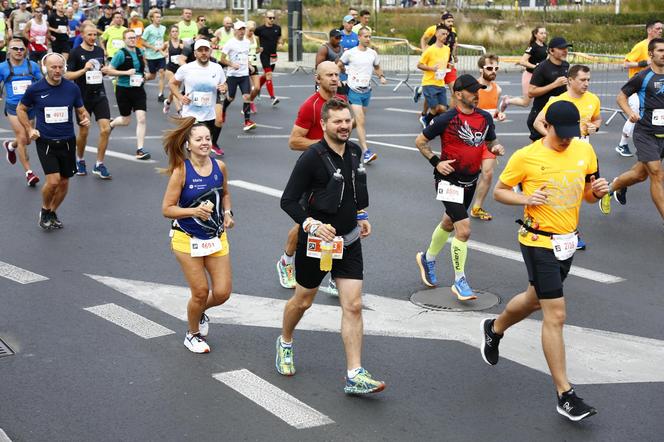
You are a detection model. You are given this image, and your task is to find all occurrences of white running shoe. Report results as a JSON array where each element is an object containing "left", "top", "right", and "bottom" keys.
[
  {"left": 199, "top": 313, "right": 210, "bottom": 337},
  {"left": 184, "top": 332, "right": 210, "bottom": 353}
]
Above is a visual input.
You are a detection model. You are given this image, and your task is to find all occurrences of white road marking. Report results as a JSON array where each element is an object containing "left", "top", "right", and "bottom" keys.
[
  {"left": 213, "top": 369, "right": 334, "bottom": 429},
  {"left": 0, "top": 429, "right": 12, "bottom": 442},
  {"left": 110, "top": 136, "right": 163, "bottom": 140},
  {"left": 351, "top": 137, "right": 418, "bottom": 152},
  {"left": 384, "top": 107, "right": 421, "bottom": 114},
  {"left": 84, "top": 303, "right": 175, "bottom": 339},
  {"left": 85, "top": 146, "right": 157, "bottom": 163},
  {"left": 369, "top": 96, "right": 416, "bottom": 100},
  {"left": 0, "top": 261, "right": 48, "bottom": 284},
  {"left": 237, "top": 134, "right": 289, "bottom": 139},
  {"left": 88, "top": 274, "right": 664, "bottom": 385},
  {"left": 255, "top": 123, "right": 284, "bottom": 130},
  {"left": 0, "top": 128, "right": 12, "bottom": 133},
  {"left": 229, "top": 180, "right": 283, "bottom": 198},
  {"left": 260, "top": 94, "right": 290, "bottom": 100}
]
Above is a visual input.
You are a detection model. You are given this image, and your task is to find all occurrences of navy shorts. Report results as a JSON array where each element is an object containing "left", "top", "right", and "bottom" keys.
[
  {"left": 226, "top": 76, "right": 251, "bottom": 98},
  {"left": 422, "top": 85, "right": 447, "bottom": 108},
  {"left": 5, "top": 101, "right": 36, "bottom": 120},
  {"left": 147, "top": 57, "right": 166, "bottom": 73}
]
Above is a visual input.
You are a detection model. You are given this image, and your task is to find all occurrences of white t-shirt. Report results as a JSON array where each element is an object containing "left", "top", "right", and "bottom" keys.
[
  {"left": 339, "top": 46, "right": 379, "bottom": 92},
  {"left": 222, "top": 38, "right": 250, "bottom": 78},
  {"left": 174, "top": 61, "right": 227, "bottom": 122}
]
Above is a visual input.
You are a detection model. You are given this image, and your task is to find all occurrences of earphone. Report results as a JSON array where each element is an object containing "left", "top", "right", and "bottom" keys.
[{"left": 41, "top": 52, "right": 68, "bottom": 75}]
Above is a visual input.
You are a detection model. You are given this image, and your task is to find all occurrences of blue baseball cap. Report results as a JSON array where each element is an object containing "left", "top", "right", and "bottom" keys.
[{"left": 343, "top": 15, "right": 355, "bottom": 23}]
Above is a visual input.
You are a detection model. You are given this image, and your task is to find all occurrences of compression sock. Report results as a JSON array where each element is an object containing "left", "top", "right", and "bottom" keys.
[
  {"left": 619, "top": 134, "right": 630, "bottom": 146},
  {"left": 451, "top": 237, "right": 468, "bottom": 280},
  {"left": 211, "top": 125, "right": 221, "bottom": 146},
  {"left": 222, "top": 98, "right": 231, "bottom": 114},
  {"left": 243, "top": 102, "right": 251, "bottom": 122},
  {"left": 425, "top": 112, "right": 436, "bottom": 125},
  {"left": 266, "top": 79, "right": 275, "bottom": 98},
  {"left": 425, "top": 224, "right": 450, "bottom": 262},
  {"left": 259, "top": 75, "right": 266, "bottom": 88}
]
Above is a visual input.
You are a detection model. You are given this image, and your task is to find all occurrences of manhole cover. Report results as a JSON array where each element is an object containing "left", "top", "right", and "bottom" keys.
[
  {"left": 410, "top": 287, "right": 500, "bottom": 312},
  {"left": 0, "top": 338, "right": 15, "bottom": 358}
]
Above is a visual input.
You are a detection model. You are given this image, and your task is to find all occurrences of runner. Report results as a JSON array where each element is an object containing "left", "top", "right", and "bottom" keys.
[
  {"left": 212, "top": 16, "right": 233, "bottom": 61},
  {"left": 170, "top": 38, "right": 227, "bottom": 156},
  {"left": 142, "top": 9, "right": 167, "bottom": 102},
  {"left": 161, "top": 117, "right": 234, "bottom": 354},
  {"left": 600, "top": 38, "right": 664, "bottom": 222},
  {"left": 414, "top": 75, "right": 505, "bottom": 299},
  {"left": 471, "top": 53, "right": 506, "bottom": 222},
  {"left": 351, "top": 9, "right": 371, "bottom": 34},
  {"left": 24, "top": 6, "right": 49, "bottom": 63},
  {"left": 416, "top": 24, "right": 451, "bottom": 128},
  {"left": 101, "top": 11, "right": 127, "bottom": 61},
  {"left": 176, "top": 8, "right": 197, "bottom": 45},
  {"left": 0, "top": 37, "right": 42, "bottom": 186},
  {"left": 163, "top": 25, "right": 183, "bottom": 115},
  {"left": 276, "top": 97, "right": 385, "bottom": 396},
  {"left": 483, "top": 100, "right": 608, "bottom": 422},
  {"left": 255, "top": 10, "right": 282, "bottom": 106},
  {"left": 196, "top": 16, "right": 207, "bottom": 30},
  {"left": 315, "top": 29, "right": 342, "bottom": 69},
  {"left": 8, "top": 1, "right": 31, "bottom": 39},
  {"left": 48, "top": 1, "right": 70, "bottom": 60},
  {"left": 96, "top": 5, "right": 113, "bottom": 33},
  {"left": 221, "top": 21, "right": 257, "bottom": 132},
  {"left": 338, "top": 14, "right": 358, "bottom": 96},
  {"left": 71, "top": 0, "right": 85, "bottom": 23},
  {"left": 246, "top": 20, "right": 260, "bottom": 114},
  {"left": 66, "top": 23, "right": 113, "bottom": 179},
  {"left": 106, "top": 29, "right": 155, "bottom": 160},
  {"left": 499, "top": 26, "right": 548, "bottom": 111},
  {"left": 615, "top": 20, "right": 663, "bottom": 157},
  {"left": 338, "top": 27, "right": 387, "bottom": 164},
  {"left": 18, "top": 52, "right": 90, "bottom": 229},
  {"left": 65, "top": 6, "right": 80, "bottom": 51},
  {"left": 128, "top": 11, "right": 144, "bottom": 48}
]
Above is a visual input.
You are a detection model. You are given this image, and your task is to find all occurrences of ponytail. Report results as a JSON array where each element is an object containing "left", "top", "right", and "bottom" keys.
[
  {"left": 529, "top": 26, "right": 543, "bottom": 46},
  {"left": 161, "top": 117, "right": 207, "bottom": 175}
]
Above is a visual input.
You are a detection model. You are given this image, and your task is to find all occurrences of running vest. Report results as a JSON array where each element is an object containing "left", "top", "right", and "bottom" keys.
[
  {"left": 118, "top": 47, "right": 145, "bottom": 75},
  {"left": 167, "top": 40, "right": 182, "bottom": 69},
  {"left": 248, "top": 35, "right": 258, "bottom": 66},
  {"left": 6, "top": 58, "right": 40, "bottom": 83},
  {"left": 176, "top": 159, "right": 225, "bottom": 239},
  {"left": 28, "top": 19, "right": 48, "bottom": 52},
  {"left": 323, "top": 43, "right": 342, "bottom": 63},
  {"left": 478, "top": 84, "right": 499, "bottom": 114}
]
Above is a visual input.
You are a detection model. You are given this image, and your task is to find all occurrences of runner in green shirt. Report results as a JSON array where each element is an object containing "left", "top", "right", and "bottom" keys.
[
  {"left": 143, "top": 10, "right": 167, "bottom": 101},
  {"left": 177, "top": 8, "right": 197, "bottom": 44},
  {"left": 101, "top": 12, "right": 127, "bottom": 60}
]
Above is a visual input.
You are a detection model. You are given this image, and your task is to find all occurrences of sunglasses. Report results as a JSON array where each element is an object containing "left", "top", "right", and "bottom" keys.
[
  {"left": 483, "top": 66, "right": 499, "bottom": 72},
  {"left": 266, "top": 16, "right": 275, "bottom": 20},
  {"left": 10, "top": 47, "right": 26, "bottom": 51},
  {"left": 198, "top": 18, "right": 206, "bottom": 21}
]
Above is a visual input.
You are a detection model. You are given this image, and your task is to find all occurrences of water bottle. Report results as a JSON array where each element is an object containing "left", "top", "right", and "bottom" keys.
[{"left": 320, "top": 241, "right": 333, "bottom": 272}]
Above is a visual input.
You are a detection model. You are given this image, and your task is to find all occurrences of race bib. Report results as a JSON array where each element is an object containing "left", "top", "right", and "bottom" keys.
[
  {"left": 170, "top": 54, "right": 180, "bottom": 64},
  {"left": 306, "top": 235, "right": 344, "bottom": 259},
  {"left": 11, "top": 80, "right": 31, "bottom": 96},
  {"left": 134, "top": 28, "right": 142, "bottom": 36},
  {"left": 129, "top": 74, "right": 144, "bottom": 87},
  {"left": 57, "top": 25, "right": 67, "bottom": 34},
  {"left": 434, "top": 68, "right": 448, "bottom": 81},
  {"left": 44, "top": 106, "right": 69, "bottom": 124},
  {"left": 551, "top": 233, "right": 578, "bottom": 261},
  {"left": 234, "top": 53, "right": 248, "bottom": 66},
  {"left": 190, "top": 236, "right": 222, "bottom": 257},
  {"left": 652, "top": 109, "right": 664, "bottom": 126},
  {"left": 19, "top": 23, "right": 26, "bottom": 31},
  {"left": 182, "top": 37, "right": 193, "bottom": 44},
  {"left": 112, "top": 39, "right": 125, "bottom": 49},
  {"left": 68, "top": 30, "right": 76, "bottom": 38},
  {"left": 436, "top": 180, "right": 464, "bottom": 203},
  {"left": 350, "top": 71, "right": 371, "bottom": 88},
  {"left": 191, "top": 91, "right": 213, "bottom": 107},
  {"left": 85, "top": 70, "right": 103, "bottom": 84},
  {"left": 35, "top": 35, "right": 46, "bottom": 44}
]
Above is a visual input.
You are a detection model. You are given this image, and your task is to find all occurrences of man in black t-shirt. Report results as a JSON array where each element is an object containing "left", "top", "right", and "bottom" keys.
[
  {"left": 48, "top": 0, "right": 70, "bottom": 59},
  {"left": 96, "top": 6, "right": 113, "bottom": 32},
  {"left": 526, "top": 36, "right": 571, "bottom": 141},
  {"left": 254, "top": 10, "right": 282, "bottom": 106}
]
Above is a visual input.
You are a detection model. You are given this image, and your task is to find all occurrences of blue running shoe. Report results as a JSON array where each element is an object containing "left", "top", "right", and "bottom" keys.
[
  {"left": 413, "top": 85, "right": 422, "bottom": 103},
  {"left": 93, "top": 163, "right": 112, "bottom": 179},
  {"left": 363, "top": 149, "right": 377, "bottom": 164},
  {"left": 344, "top": 368, "right": 385, "bottom": 395},
  {"left": 419, "top": 115, "right": 428, "bottom": 129},
  {"left": 136, "top": 148, "right": 151, "bottom": 160},
  {"left": 576, "top": 236, "right": 586, "bottom": 250},
  {"left": 416, "top": 251, "right": 437, "bottom": 287},
  {"left": 614, "top": 187, "right": 627, "bottom": 205},
  {"left": 76, "top": 159, "right": 87, "bottom": 176},
  {"left": 615, "top": 144, "right": 633, "bottom": 157},
  {"left": 451, "top": 276, "right": 476, "bottom": 301}
]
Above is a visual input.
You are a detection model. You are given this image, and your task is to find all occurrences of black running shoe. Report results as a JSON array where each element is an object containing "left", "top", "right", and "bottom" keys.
[
  {"left": 557, "top": 388, "right": 597, "bottom": 422},
  {"left": 158, "top": 94, "right": 165, "bottom": 102},
  {"left": 38, "top": 209, "right": 52, "bottom": 230},
  {"left": 480, "top": 318, "right": 502, "bottom": 365},
  {"left": 50, "top": 211, "right": 63, "bottom": 229},
  {"left": 614, "top": 187, "right": 627, "bottom": 205}
]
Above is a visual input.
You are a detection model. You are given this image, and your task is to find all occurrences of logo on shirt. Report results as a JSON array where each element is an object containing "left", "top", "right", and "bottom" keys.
[
  {"left": 655, "top": 81, "right": 664, "bottom": 95},
  {"left": 454, "top": 119, "right": 489, "bottom": 147},
  {"left": 41, "top": 94, "right": 49, "bottom": 98}
]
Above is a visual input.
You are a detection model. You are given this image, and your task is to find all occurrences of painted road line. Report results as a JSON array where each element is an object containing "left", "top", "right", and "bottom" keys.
[
  {"left": 110, "top": 136, "right": 163, "bottom": 140},
  {"left": 90, "top": 274, "right": 663, "bottom": 385},
  {"left": 0, "top": 261, "right": 48, "bottom": 284},
  {"left": 213, "top": 369, "right": 334, "bottom": 429},
  {"left": 85, "top": 146, "right": 157, "bottom": 163},
  {"left": 370, "top": 96, "right": 416, "bottom": 100},
  {"left": 237, "top": 134, "right": 289, "bottom": 139},
  {"left": 229, "top": 180, "right": 283, "bottom": 198},
  {"left": 84, "top": 303, "right": 175, "bottom": 339},
  {"left": 255, "top": 123, "right": 284, "bottom": 130},
  {"left": 260, "top": 94, "right": 290, "bottom": 100},
  {"left": 0, "top": 429, "right": 12, "bottom": 442},
  {"left": 351, "top": 138, "right": 418, "bottom": 152},
  {"left": 384, "top": 107, "right": 421, "bottom": 114}
]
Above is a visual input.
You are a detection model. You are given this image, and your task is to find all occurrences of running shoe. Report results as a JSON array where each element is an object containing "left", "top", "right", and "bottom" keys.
[
  {"left": 557, "top": 388, "right": 597, "bottom": 422},
  {"left": 419, "top": 115, "right": 427, "bottom": 129},
  {"left": 576, "top": 236, "right": 586, "bottom": 251},
  {"left": 344, "top": 368, "right": 386, "bottom": 395},
  {"left": 184, "top": 332, "right": 210, "bottom": 353},
  {"left": 480, "top": 318, "right": 502, "bottom": 365},
  {"left": 93, "top": 163, "right": 112, "bottom": 179},
  {"left": 598, "top": 192, "right": 611, "bottom": 215},
  {"left": 76, "top": 159, "right": 87, "bottom": 176},
  {"left": 470, "top": 207, "right": 493, "bottom": 221},
  {"left": 211, "top": 145, "right": 224, "bottom": 156},
  {"left": 614, "top": 187, "right": 627, "bottom": 205},
  {"left": 4, "top": 140, "right": 16, "bottom": 165},
  {"left": 136, "top": 149, "right": 151, "bottom": 160},
  {"left": 271, "top": 97, "right": 280, "bottom": 106},
  {"left": 199, "top": 312, "right": 210, "bottom": 337},
  {"left": 243, "top": 120, "right": 257, "bottom": 131},
  {"left": 615, "top": 144, "right": 633, "bottom": 157},
  {"left": 158, "top": 94, "right": 165, "bottom": 102},
  {"left": 498, "top": 94, "right": 510, "bottom": 113},
  {"left": 162, "top": 99, "right": 170, "bottom": 114},
  {"left": 363, "top": 149, "right": 377, "bottom": 164},
  {"left": 276, "top": 258, "right": 296, "bottom": 289},
  {"left": 275, "top": 336, "right": 295, "bottom": 376},
  {"left": 451, "top": 276, "right": 477, "bottom": 301},
  {"left": 50, "top": 211, "right": 63, "bottom": 229},
  {"left": 38, "top": 209, "right": 52, "bottom": 230},
  {"left": 250, "top": 102, "right": 257, "bottom": 113},
  {"left": 415, "top": 251, "right": 438, "bottom": 287},
  {"left": 413, "top": 85, "right": 422, "bottom": 103},
  {"left": 26, "top": 170, "right": 39, "bottom": 187}
]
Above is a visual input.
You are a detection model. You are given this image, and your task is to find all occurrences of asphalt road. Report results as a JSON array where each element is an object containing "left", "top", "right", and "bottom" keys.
[{"left": 1, "top": 69, "right": 663, "bottom": 441}]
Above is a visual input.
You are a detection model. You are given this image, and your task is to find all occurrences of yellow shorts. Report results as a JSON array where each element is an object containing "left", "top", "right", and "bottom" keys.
[{"left": 170, "top": 230, "right": 230, "bottom": 257}]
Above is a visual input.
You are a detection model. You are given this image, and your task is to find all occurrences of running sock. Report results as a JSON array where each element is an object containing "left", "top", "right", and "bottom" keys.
[
  {"left": 619, "top": 134, "right": 630, "bottom": 146},
  {"left": 281, "top": 252, "right": 294, "bottom": 265},
  {"left": 451, "top": 237, "right": 468, "bottom": 280},
  {"left": 266, "top": 79, "right": 275, "bottom": 98},
  {"left": 222, "top": 98, "right": 232, "bottom": 114},
  {"left": 211, "top": 125, "right": 221, "bottom": 146},
  {"left": 243, "top": 102, "right": 251, "bottom": 122},
  {"left": 77, "top": 156, "right": 84, "bottom": 161},
  {"left": 347, "top": 367, "right": 362, "bottom": 379},
  {"left": 280, "top": 337, "right": 292, "bottom": 348},
  {"left": 95, "top": 161, "right": 102, "bottom": 167},
  {"left": 259, "top": 75, "right": 266, "bottom": 88},
  {"left": 426, "top": 224, "right": 450, "bottom": 262},
  {"left": 6, "top": 141, "right": 15, "bottom": 151},
  {"left": 424, "top": 112, "right": 436, "bottom": 125}
]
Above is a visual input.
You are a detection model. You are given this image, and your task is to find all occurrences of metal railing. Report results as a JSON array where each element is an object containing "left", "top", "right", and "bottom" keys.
[
  {"left": 292, "top": 30, "right": 328, "bottom": 74},
  {"left": 455, "top": 43, "right": 487, "bottom": 74},
  {"left": 371, "top": 36, "right": 414, "bottom": 92}
]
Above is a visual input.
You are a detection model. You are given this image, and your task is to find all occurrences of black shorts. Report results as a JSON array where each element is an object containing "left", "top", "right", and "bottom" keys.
[
  {"left": 52, "top": 39, "right": 70, "bottom": 54},
  {"left": 249, "top": 64, "right": 258, "bottom": 76},
  {"left": 527, "top": 106, "right": 543, "bottom": 141},
  {"left": 83, "top": 96, "right": 111, "bottom": 121},
  {"left": 259, "top": 52, "right": 276, "bottom": 71},
  {"left": 29, "top": 50, "right": 47, "bottom": 63},
  {"left": 0, "top": 51, "right": 5, "bottom": 63},
  {"left": 115, "top": 86, "right": 147, "bottom": 116},
  {"left": 167, "top": 63, "right": 179, "bottom": 74},
  {"left": 633, "top": 129, "right": 664, "bottom": 163},
  {"left": 36, "top": 137, "right": 77, "bottom": 178},
  {"left": 520, "top": 243, "right": 573, "bottom": 300},
  {"left": 435, "top": 175, "right": 477, "bottom": 222},
  {"left": 147, "top": 58, "right": 166, "bottom": 73},
  {"left": 294, "top": 231, "right": 364, "bottom": 289},
  {"left": 226, "top": 76, "right": 251, "bottom": 98}
]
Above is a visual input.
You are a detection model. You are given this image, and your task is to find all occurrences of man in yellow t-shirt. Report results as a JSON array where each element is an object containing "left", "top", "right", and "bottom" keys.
[
  {"left": 101, "top": 12, "right": 127, "bottom": 60},
  {"left": 616, "top": 19, "right": 663, "bottom": 157},
  {"left": 482, "top": 101, "right": 608, "bottom": 423},
  {"left": 416, "top": 25, "right": 450, "bottom": 128},
  {"left": 534, "top": 64, "right": 601, "bottom": 139}
]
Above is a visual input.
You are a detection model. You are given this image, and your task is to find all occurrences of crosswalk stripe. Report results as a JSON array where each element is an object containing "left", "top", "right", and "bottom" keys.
[
  {"left": 0, "top": 428, "right": 13, "bottom": 442},
  {"left": 84, "top": 303, "right": 175, "bottom": 339},
  {"left": 0, "top": 261, "right": 49, "bottom": 284}
]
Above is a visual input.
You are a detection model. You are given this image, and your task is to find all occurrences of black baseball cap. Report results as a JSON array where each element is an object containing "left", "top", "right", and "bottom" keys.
[
  {"left": 549, "top": 37, "right": 573, "bottom": 49},
  {"left": 545, "top": 101, "right": 581, "bottom": 138},
  {"left": 330, "top": 29, "right": 342, "bottom": 38},
  {"left": 453, "top": 74, "right": 487, "bottom": 92}
]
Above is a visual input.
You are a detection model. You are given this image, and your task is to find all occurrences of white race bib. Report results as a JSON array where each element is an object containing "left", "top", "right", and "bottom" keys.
[
  {"left": 551, "top": 232, "right": 578, "bottom": 261},
  {"left": 19, "top": 23, "right": 26, "bottom": 31},
  {"left": 111, "top": 39, "right": 125, "bottom": 49},
  {"left": 11, "top": 80, "right": 32, "bottom": 96},
  {"left": 305, "top": 235, "right": 344, "bottom": 259},
  {"left": 68, "top": 30, "right": 76, "bottom": 38},
  {"left": 44, "top": 106, "right": 69, "bottom": 124},
  {"left": 134, "top": 28, "right": 143, "bottom": 36},
  {"left": 57, "top": 25, "right": 67, "bottom": 34},
  {"left": 129, "top": 74, "right": 144, "bottom": 87},
  {"left": 189, "top": 236, "right": 222, "bottom": 257},
  {"left": 182, "top": 37, "right": 193, "bottom": 44},
  {"left": 35, "top": 35, "right": 46, "bottom": 44},
  {"left": 170, "top": 54, "right": 180, "bottom": 64},
  {"left": 436, "top": 180, "right": 464, "bottom": 203},
  {"left": 191, "top": 91, "right": 213, "bottom": 107},
  {"left": 652, "top": 109, "right": 664, "bottom": 126},
  {"left": 350, "top": 71, "right": 371, "bottom": 88},
  {"left": 85, "top": 70, "right": 103, "bottom": 84},
  {"left": 434, "top": 68, "right": 448, "bottom": 81},
  {"left": 234, "top": 53, "right": 248, "bottom": 65}
]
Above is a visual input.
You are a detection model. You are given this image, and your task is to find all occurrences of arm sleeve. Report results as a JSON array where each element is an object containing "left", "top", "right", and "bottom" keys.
[
  {"left": 280, "top": 150, "right": 316, "bottom": 225},
  {"left": 585, "top": 145, "right": 600, "bottom": 181},
  {"left": 621, "top": 73, "right": 642, "bottom": 97},
  {"left": 498, "top": 150, "right": 525, "bottom": 187},
  {"left": 20, "top": 87, "right": 34, "bottom": 107},
  {"left": 66, "top": 53, "right": 77, "bottom": 72},
  {"left": 624, "top": 42, "right": 643, "bottom": 63},
  {"left": 592, "top": 95, "right": 601, "bottom": 119},
  {"left": 484, "top": 112, "right": 497, "bottom": 142},
  {"left": 418, "top": 47, "right": 429, "bottom": 65},
  {"left": 373, "top": 50, "right": 380, "bottom": 66},
  {"left": 339, "top": 50, "right": 350, "bottom": 65}
]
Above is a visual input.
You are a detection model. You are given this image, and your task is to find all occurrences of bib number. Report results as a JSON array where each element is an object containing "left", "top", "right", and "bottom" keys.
[
  {"left": 134, "top": 28, "right": 143, "bottom": 36},
  {"left": 154, "top": 40, "right": 163, "bottom": 50},
  {"left": 44, "top": 106, "right": 69, "bottom": 124},
  {"left": 86, "top": 70, "right": 103, "bottom": 84},
  {"left": 12, "top": 80, "right": 31, "bottom": 96},
  {"left": 192, "top": 91, "right": 213, "bottom": 107},
  {"left": 129, "top": 74, "right": 144, "bottom": 87},
  {"left": 652, "top": 109, "right": 664, "bottom": 126},
  {"left": 57, "top": 25, "right": 67, "bottom": 34},
  {"left": 35, "top": 35, "right": 46, "bottom": 44},
  {"left": 170, "top": 55, "right": 180, "bottom": 64},
  {"left": 551, "top": 233, "right": 578, "bottom": 261},
  {"left": 112, "top": 39, "right": 125, "bottom": 49},
  {"left": 190, "top": 236, "right": 222, "bottom": 257},
  {"left": 350, "top": 71, "right": 371, "bottom": 88},
  {"left": 436, "top": 180, "right": 464, "bottom": 203},
  {"left": 306, "top": 235, "right": 344, "bottom": 259},
  {"left": 434, "top": 68, "right": 448, "bottom": 81},
  {"left": 19, "top": 23, "right": 26, "bottom": 31}
]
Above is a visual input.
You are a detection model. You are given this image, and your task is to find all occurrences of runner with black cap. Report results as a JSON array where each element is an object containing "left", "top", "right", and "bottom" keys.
[
  {"left": 482, "top": 100, "right": 608, "bottom": 422},
  {"left": 414, "top": 74, "right": 505, "bottom": 300}
]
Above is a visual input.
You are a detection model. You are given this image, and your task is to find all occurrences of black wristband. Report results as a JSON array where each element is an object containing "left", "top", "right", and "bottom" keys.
[
  {"left": 592, "top": 191, "right": 602, "bottom": 200},
  {"left": 429, "top": 155, "right": 441, "bottom": 168},
  {"left": 638, "top": 60, "right": 648, "bottom": 68}
]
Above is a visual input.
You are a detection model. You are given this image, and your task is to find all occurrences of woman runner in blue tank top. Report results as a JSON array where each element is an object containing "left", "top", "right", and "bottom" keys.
[{"left": 161, "top": 117, "right": 235, "bottom": 354}]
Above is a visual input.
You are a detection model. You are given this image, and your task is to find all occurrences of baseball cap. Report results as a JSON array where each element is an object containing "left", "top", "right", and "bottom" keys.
[
  {"left": 330, "top": 29, "right": 342, "bottom": 38},
  {"left": 234, "top": 21, "right": 246, "bottom": 30},
  {"left": 453, "top": 74, "right": 487, "bottom": 93},
  {"left": 549, "top": 37, "right": 573, "bottom": 49},
  {"left": 194, "top": 39, "right": 211, "bottom": 51},
  {"left": 441, "top": 12, "right": 454, "bottom": 20},
  {"left": 343, "top": 15, "right": 355, "bottom": 23},
  {"left": 130, "top": 11, "right": 139, "bottom": 18},
  {"left": 545, "top": 101, "right": 581, "bottom": 138},
  {"left": 198, "top": 26, "right": 214, "bottom": 39},
  {"left": 18, "top": 0, "right": 27, "bottom": 4}
]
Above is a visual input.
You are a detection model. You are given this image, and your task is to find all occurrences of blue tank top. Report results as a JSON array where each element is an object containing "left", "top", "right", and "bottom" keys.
[{"left": 177, "top": 158, "right": 224, "bottom": 239}]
